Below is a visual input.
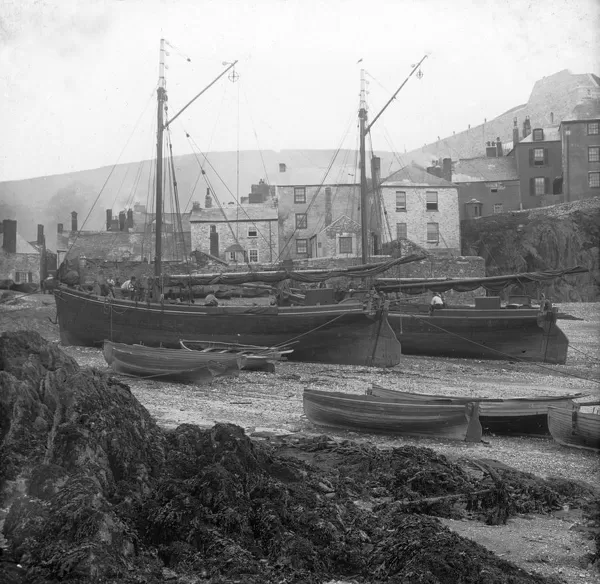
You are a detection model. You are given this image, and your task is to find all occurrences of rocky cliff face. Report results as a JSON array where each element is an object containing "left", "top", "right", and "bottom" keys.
[{"left": 461, "top": 197, "right": 600, "bottom": 302}]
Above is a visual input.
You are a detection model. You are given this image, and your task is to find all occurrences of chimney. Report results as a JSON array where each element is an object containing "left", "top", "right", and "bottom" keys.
[
  {"left": 1, "top": 219, "right": 17, "bottom": 253},
  {"left": 71, "top": 211, "right": 78, "bottom": 233},
  {"left": 37, "top": 224, "right": 44, "bottom": 246},
  {"left": 106, "top": 209, "right": 112, "bottom": 231},
  {"left": 485, "top": 142, "right": 497, "bottom": 157},
  {"left": 442, "top": 158, "right": 452, "bottom": 182},
  {"left": 118, "top": 211, "right": 126, "bottom": 231},
  {"left": 57, "top": 223, "right": 63, "bottom": 234},
  {"left": 523, "top": 116, "right": 531, "bottom": 138},
  {"left": 513, "top": 117, "right": 519, "bottom": 146},
  {"left": 426, "top": 165, "right": 442, "bottom": 178},
  {"left": 495, "top": 137, "right": 503, "bottom": 157},
  {"left": 325, "top": 187, "right": 332, "bottom": 227},
  {"left": 126, "top": 208, "right": 134, "bottom": 229},
  {"left": 370, "top": 156, "right": 381, "bottom": 189},
  {"left": 205, "top": 188, "right": 213, "bottom": 209},
  {"left": 192, "top": 201, "right": 201, "bottom": 211}
]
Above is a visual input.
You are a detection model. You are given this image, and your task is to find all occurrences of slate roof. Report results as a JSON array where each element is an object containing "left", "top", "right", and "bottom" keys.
[
  {"left": 382, "top": 164, "right": 455, "bottom": 188},
  {"left": 452, "top": 157, "right": 519, "bottom": 183},
  {"left": 562, "top": 99, "right": 600, "bottom": 122},
  {"left": 190, "top": 204, "right": 278, "bottom": 223},
  {"left": 272, "top": 163, "right": 359, "bottom": 187},
  {"left": 0, "top": 232, "right": 40, "bottom": 254},
  {"left": 518, "top": 126, "right": 561, "bottom": 143}
]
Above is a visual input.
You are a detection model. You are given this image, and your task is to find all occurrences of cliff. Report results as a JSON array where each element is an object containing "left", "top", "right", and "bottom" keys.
[{"left": 461, "top": 197, "right": 600, "bottom": 302}]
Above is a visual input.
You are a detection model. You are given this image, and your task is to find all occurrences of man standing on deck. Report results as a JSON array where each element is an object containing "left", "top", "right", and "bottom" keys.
[{"left": 430, "top": 292, "right": 445, "bottom": 312}]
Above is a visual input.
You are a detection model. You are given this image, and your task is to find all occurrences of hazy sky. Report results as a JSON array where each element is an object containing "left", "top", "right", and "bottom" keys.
[{"left": 1, "top": 0, "right": 599, "bottom": 182}]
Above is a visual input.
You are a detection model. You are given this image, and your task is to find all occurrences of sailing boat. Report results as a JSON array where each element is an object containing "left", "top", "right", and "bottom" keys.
[{"left": 53, "top": 39, "right": 412, "bottom": 367}]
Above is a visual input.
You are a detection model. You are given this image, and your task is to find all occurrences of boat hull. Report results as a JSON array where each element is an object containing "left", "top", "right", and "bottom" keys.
[
  {"left": 55, "top": 287, "right": 401, "bottom": 367},
  {"left": 548, "top": 407, "right": 600, "bottom": 452},
  {"left": 388, "top": 307, "right": 568, "bottom": 364},
  {"left": 369, "top": 384, "right": 581, "bottom": 435},
  {"left": 103, "top": 341, "right": 242, "bottom": 383},
  {"left": 303, "top": 389, "right": 482, "bottom": 441}
]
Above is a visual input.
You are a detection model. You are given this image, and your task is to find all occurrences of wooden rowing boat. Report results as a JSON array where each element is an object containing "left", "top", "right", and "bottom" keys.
[
  {"left": 103, "top": 340, "right": 242, "bottom": 383},
  {"left": 548, "top": 407, "right": 600, "bottom": 452},
  {"left": 368, "top": 383, "right": 584, "bottom": 436},
  {"left": 179, "top": 339, "right": 293, "bottom": 371},
  {"left": 303, "top": 389, "right": 482, "bottom": 442}
]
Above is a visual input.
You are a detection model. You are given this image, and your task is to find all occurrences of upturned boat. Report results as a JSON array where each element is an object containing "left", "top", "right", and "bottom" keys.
[
  {"left": 368, "top": 383, "right": 584, "bottom": 435},
  {"left": 303, "top": 388, "right": 482, "bottom": 442}
]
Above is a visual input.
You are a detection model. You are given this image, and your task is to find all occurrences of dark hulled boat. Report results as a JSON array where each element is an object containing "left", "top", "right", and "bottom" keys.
[{"left": 56, "top": 287, "right": 402, "bottom": 366}]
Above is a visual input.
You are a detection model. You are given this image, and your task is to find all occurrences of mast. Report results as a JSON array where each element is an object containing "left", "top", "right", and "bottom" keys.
[
  {"left": 359, "top": 55, "right": 428, "bottom": 264},
  {"left": 155, "top": 38, "right": 167, "bottom": 282},
  {"left": 359, "top": 69, "right": 369, "bottom": 263}
]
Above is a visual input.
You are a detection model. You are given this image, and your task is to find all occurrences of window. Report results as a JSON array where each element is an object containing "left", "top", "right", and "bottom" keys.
[
  {"left": 532, "top": 128, "right": 544, "bottom": 141},
  {"left": 426, "top": 222, "right": 439, "bottom": 243},
  {"left": 531, "top": 177, "right": 547, "bottom": 195},
  {"left": 426, "top": 191, "right": 438, "bottom": 211},
  {"left": 339, "top": 236, "right": 353, "bottom": 254},
  {"left": 493, "top": 203, "right": 504, "bottom": 214},
  {"left": 533, "top": 148, "right": 545, "bottom": 165},
  {"left": 248, "top": 226, "right": 258, "bottom": 237},
  {"left": 14, "top": 272, "right": 20, "bottom": 283},
  {"left": 229, "top": 252, "right": 236, "bottom": 261},
  {"left": 395, "top": 191, "right": 406, "bottom": 211},
  {"left": 14, "top": 272, "right": 32, "bottom": 283},
  {"left": 588, "top": 122, "right": 599, "bottom": 135},
  {"left": 396, "top": 222, "right": 407, "bottom": 239},
  {"left": 589, "top": 172, "right": 600, "bottom": 188},
  {"left": 589, "top": 147, "right": 600, "bottom": 163},
  {"left": 295, "top": 213, "right": 307, "bottom": 229},
  {"left": 294, "top": 187, "right": 306, "bottom": 204},
  {"left": 248, "top": 249, "right": 259, "bottom": 263},
  {"left": 296, "top": 239, "right": 308, "bottom": 254},
  {"left": 529, "top": 148, "right": 547, "bottom": 166}
]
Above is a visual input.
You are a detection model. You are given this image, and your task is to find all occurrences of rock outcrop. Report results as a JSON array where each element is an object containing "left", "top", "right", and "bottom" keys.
[{"left": 461, "top": 197, "right": 600, "bottom": 302}]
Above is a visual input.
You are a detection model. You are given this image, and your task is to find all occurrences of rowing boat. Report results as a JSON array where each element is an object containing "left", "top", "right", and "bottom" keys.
[
  {"left": 368, "top": 383, "right": 584, "bottom": 435},
  {"left": 548, "top": 406, "right": 600, "bottom": 452},
  {"left": 103, "top": 340, "right": 241, "bottom": 383},
  {"left": 303, "top": 389, "right": 482, "bottom": 442}
]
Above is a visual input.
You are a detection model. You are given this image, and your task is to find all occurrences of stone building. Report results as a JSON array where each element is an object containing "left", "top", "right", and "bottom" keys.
[
  {"left": 379, "top": 164, "right": 460, "bottom": 253},
  {"left": 0, "top": 219, "right": 41, "bottom": 284},
  {"left": 561, "top": 100, "right": 600, "bottom": 201},
  {"left": 273, "top": 160, "right": 369, "bottom": 260},
  {"left": 189, "top": 190, "right": 279, "bottom": 264}
]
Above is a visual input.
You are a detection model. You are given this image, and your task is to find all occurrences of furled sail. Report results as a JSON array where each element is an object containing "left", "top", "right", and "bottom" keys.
[
  {"left": 374, "top": 266, "right": 589, "bottom": 295},
  {"left": 167, "top": 253, "right": 427, "bottom": 287}
]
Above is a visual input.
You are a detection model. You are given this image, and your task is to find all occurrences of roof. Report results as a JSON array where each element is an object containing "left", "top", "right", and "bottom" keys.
[
  {"left": 562, "top": 99, "right": 600, "bottom": 122},
  {"left": 0, "top": 232, "right": 40, "bottom": 254},
  {"left": 190, "top": 204, "right": 278, "bottom": 223},
  {"left": 272, "top": 161, "right": 359, "bottom": 187},
  {"left": 518, "top": 126, "right": 561, "bottom": 143},
  {"left": 382, "top": 164, "right": 456, "bottom": 188},
  {"left": 452, "top": 156, "right": 519, "bottom": 182},
  {"left": 224, "top": 243, "right": 245, "bottom": 253}
]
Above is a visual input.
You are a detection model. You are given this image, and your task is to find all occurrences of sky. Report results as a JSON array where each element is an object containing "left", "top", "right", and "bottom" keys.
[{"left": 1, "top": 0, "right": 599, "bottom": 182}]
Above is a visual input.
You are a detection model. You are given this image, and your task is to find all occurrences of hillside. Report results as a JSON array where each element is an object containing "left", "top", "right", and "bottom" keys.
[
  {"left": 0, "top": 148, "right": 403, "bottom": 250},
  {"left": 461, "top": 197, "right": 600, "bottom": 302}
]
